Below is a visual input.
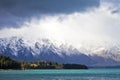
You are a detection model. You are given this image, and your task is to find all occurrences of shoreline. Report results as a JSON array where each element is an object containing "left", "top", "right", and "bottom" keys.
[{"left": 0, "top": 68, "right": 88, "bottom": 71}]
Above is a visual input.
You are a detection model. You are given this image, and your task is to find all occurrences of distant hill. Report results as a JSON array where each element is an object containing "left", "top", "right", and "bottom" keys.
[{"left": 0, "top": 55, "right": 20, "bottom": 69}]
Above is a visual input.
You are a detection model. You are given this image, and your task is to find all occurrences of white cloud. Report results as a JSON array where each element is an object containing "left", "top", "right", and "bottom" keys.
[{"left": 0, "top": 1, "right": 120, "bottom": 49}]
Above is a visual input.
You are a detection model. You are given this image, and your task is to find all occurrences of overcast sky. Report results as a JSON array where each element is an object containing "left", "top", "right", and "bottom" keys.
[{"left": 0, "top": 0, "right": 120, "bottom": 49}]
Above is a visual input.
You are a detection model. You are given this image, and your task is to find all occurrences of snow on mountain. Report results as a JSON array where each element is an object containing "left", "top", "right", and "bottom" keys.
[{"left": 0, "top": 37, "right": 120, "bottom": 67}]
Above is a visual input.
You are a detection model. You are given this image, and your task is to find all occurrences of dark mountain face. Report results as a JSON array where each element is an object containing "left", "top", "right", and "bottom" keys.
[{"left": 0, "top": 37, "right": 120, "bottom": 67}]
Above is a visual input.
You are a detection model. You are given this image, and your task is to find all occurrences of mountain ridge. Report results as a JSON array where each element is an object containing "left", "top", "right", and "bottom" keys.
[{"left": 0, "top": 37, "right": 120, "bottom": 67}]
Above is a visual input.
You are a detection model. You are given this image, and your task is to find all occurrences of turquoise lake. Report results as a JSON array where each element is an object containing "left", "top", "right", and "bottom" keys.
[{"left": 0, "top": 68, "right": 120, "bottom": 80}]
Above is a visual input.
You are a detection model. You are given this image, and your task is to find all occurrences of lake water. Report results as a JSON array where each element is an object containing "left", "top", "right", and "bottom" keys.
[{"left": 0, "top": 68, "right": 120, "bottom": 80}]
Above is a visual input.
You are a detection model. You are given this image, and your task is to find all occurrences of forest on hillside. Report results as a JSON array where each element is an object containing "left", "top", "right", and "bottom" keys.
[{"left": 0, "top": 55, "right": 88, "bottom": 69}]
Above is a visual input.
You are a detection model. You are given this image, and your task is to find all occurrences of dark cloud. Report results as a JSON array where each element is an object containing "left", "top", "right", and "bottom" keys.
[
  {"left": 0, "top": 0, "right": 100, "bottom": 29},
  {"left": 112, "top": 9, "right": 120, "bottom": 14}
]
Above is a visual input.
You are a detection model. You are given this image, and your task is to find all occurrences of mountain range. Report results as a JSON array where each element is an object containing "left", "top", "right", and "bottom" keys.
[{"left": 0, "top": 37, "right": 120, "bottom": 67}]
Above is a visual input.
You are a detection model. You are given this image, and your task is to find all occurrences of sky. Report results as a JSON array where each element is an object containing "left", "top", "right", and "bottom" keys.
[{"left": 0, "top": 0, "right": 120, "bottom": 49}]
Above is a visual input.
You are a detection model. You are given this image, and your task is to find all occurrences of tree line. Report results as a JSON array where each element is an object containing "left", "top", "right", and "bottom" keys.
[{"left": 0, "top": 55, "right": 88, "bottom": 69}]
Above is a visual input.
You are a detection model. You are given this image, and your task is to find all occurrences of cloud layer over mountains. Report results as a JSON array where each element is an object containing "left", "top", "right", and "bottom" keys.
[{"left": 0, "top": 0, "right": 120, "bottom": 50}]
